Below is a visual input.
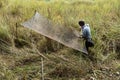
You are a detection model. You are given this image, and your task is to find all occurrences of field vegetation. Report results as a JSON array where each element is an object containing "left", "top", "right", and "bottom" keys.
[{"left": 0, "top": 0, "right": 120, "bottom": 80}]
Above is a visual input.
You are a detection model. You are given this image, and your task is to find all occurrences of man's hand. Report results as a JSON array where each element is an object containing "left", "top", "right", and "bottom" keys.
[{"left": 78, "top": 35, "right": 83, "bottom": 38}]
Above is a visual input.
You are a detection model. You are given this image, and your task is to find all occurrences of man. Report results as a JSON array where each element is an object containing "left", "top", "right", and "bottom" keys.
[{"left": 78, "top": 20, "right": 94, "bottom": 52}]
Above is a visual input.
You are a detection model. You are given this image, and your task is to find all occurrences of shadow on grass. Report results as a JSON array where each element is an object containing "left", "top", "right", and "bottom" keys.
[{"left": 72, "top": 50, "right": 97, "bottom": 63}]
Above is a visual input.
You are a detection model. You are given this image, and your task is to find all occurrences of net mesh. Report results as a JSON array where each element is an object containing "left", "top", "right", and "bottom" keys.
[{"left": 21, "top": 12, "right": 87, "bottom": 54}]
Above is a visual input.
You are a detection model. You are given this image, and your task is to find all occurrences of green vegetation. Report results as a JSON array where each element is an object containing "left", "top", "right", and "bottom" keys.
[{"left": 0, "top": 0, "right": 120, "bottom": 80}]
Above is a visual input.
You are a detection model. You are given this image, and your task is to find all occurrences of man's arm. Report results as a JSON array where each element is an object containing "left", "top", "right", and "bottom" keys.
[{"left": 82, "top": 29, "right": 87, "bottom": 39}]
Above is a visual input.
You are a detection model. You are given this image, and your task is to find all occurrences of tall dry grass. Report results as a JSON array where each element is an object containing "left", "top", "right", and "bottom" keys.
[{"left": 0, "top": 0, "right": 120, "bottom": 79}]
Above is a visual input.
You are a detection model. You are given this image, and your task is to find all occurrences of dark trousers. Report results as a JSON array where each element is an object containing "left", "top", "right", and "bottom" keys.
[
  {"left": 85, "top": 40, "right": 89, "bottom": 51},
  {"left": 85, "top": 39, "right": 94, "bottom": 52}
]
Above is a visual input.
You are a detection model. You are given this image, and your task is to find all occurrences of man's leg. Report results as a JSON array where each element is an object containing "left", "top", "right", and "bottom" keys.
[{"left": 85, "top": 40, "right": 89, "bottom": 52}]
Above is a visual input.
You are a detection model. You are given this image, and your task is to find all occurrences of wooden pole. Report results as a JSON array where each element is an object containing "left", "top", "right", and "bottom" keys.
[
  {"left": 16, "top": 23, "right": 18, "bottom": 38},
  {"left": 41, "top": 57, "right": 44, "bottom": 80}
]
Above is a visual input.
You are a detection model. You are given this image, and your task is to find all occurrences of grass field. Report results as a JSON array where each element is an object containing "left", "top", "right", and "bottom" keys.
[{"left": 0, "top": 0, "right": 120, "bottom": 80}]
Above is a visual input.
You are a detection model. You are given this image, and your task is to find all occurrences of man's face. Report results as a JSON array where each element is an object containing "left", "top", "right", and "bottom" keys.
[
  {"left": 79, "top": 23, "right": 84, "bottom": 27},
  {"left": 80, "top": 25, "right": 84, "bottom": 28}
]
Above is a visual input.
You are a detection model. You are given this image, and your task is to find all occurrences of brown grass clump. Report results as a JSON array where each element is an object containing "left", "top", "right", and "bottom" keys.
[{"left": 48, "top": 64, "right": 82, "bottom": 78}]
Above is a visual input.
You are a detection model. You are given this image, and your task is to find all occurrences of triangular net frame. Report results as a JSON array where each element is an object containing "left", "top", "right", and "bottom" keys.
[{"left": 21, "top": 12, "right": 88, "bottom": 54}]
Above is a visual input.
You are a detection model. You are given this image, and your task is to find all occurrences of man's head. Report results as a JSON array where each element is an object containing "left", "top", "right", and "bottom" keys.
[{"left": 78, "top": 20, "right": 85, "bottom": 27}]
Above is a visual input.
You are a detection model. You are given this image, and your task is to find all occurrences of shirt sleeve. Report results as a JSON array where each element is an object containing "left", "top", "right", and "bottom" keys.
[
  {"left": 82, "top": 28, "right": 90, "bottom": 39},
  {"left": 82, "top": 29, "right": 87, "bottom": 38}
]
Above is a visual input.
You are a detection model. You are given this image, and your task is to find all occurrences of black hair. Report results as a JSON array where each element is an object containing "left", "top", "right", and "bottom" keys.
[{"left": 78, "top": 20, "right": 85, "bottom": 26}]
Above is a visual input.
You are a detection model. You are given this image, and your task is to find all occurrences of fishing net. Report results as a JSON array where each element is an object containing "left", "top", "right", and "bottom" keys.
[{"left": 21, "top": 12, "right": 87, "bottom": 54}]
